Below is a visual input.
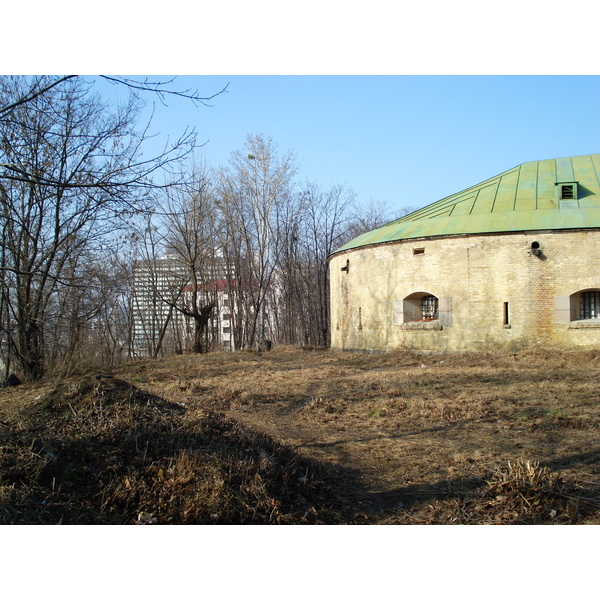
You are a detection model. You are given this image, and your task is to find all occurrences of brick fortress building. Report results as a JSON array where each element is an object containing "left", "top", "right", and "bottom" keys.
[{"left": 328, "top": 154, "right": 600, "bottom": 352}]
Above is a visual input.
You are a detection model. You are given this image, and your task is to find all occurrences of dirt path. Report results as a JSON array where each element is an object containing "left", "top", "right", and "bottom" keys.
[{"left": 104, "top": 347, "right": 600, "bottom": 522}]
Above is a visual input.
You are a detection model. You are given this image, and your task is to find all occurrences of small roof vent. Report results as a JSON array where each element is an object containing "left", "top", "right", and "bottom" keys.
[{"left": 556, "top": 181, "right": 578, "bottom": 201}]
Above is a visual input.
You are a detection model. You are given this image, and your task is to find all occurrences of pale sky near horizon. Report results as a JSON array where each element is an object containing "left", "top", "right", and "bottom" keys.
[{"left": 96, "top": 74, "right": 600, "bottom": 217}]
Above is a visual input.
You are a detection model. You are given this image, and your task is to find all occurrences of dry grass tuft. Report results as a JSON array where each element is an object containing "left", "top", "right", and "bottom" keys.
[
  {"left": 386, "top": 459, "right": 599, "bottom": 525},
  {"left": 477, "top": 460, "right": 575, "bottom": 524}
]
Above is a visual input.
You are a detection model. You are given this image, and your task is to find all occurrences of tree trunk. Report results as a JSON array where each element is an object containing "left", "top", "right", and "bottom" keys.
[{"left": 191, "top": 302, "right": 215, "bottom": 353}]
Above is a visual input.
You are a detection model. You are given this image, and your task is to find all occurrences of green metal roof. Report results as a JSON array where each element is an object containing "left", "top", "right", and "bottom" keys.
[{"left": 333, "top": 153, "right": 600, "bottom": 255}]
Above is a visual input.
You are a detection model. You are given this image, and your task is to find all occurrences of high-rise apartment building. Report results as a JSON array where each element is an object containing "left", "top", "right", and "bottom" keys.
[{"left": 132, "top": 254, "right": 234, "bottom": 356}]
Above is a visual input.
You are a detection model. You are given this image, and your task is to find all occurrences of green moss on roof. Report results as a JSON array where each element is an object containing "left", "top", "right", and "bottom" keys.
[{"left": 333, "top": 153, "right": 600, "bottom": 255}]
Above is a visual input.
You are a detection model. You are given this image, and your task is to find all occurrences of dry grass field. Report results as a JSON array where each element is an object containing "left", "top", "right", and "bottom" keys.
[{"left": 2, "top": 345, "right": 600, "bottom": 524}]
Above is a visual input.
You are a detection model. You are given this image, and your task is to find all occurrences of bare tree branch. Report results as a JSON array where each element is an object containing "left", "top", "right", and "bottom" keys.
[
  {"left": 98, "top": 76, "right": 229, "bottom": 107},
  {"left": 0, "top": 75, "right": 77, "bottom": 119},
  {"left": 0, "top": 75, "right": 229, "bottom": 118}
]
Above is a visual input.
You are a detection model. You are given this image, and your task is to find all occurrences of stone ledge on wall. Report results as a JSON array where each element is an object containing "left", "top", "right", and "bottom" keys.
[
  {"left": 568, "top": 319, "right": 600, "bottom": 329},
  {"left": 399, "top": 321, "right": 443, "bottom": 331}
]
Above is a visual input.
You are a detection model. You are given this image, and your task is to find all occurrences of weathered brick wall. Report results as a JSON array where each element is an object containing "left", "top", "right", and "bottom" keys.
[{"left": 329, "top": 230, "right": 600, "bottom": 352}]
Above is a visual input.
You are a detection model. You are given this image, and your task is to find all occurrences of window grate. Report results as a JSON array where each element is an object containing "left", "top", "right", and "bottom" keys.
[
  {"left": 580, "top": 291, "right": 600, "bottom": 319},
  {"left": 422, "top": 295, "right": 439, "bottom": 320}
]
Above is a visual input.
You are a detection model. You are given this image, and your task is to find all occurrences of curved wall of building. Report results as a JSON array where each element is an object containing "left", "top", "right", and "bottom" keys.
[{"left": 329, "top": 229, "right": 600, "bottom": 352}]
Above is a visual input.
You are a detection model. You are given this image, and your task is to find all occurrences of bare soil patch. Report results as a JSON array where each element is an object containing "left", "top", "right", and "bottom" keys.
[{"left": 2, "top": 346, "right": 600, "bottom": 524}]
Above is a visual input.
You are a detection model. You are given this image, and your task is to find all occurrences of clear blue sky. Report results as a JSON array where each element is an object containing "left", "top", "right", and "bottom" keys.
[{"left": 102, "top": 75, "right": 600, "bottom": 216}]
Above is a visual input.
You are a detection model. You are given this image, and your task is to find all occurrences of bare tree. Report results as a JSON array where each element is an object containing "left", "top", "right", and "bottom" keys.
[
  {"left": 273, "top": 185, "right": 405, "bottom": 347},
  {"left": 303, "top": 183, "right": 357, "bottom": 345},
  {"left": 158, "top": 170, "right": 222, "bottom": 354},
  {"left": 0, "top": 76, "right": 202, "bottom": 380},
  {"left": 217, "top": 134, "right": 298, "bottom": 349},
  {"left": 345, "top": 197, "right": 414, "bottom": 240},
  {"left": 91, "top": 247, "right": 137, "bottom": 367},
  {"left": 129, "top": 214, "right": 185, "bottom": 358}
]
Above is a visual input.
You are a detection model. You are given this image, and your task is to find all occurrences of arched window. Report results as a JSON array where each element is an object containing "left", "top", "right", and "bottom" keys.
[
  {"left": 402, "top": 292, "right": 439, "bottom": 323},
  {"left": 554, "top": 287, "right": 600, "bottom": 329},
  {"left": 559, "top": 289, "right": 600, "bottom": 327},
  {"left": 393, "top": 292, "right": 449, "bottom": 329}
]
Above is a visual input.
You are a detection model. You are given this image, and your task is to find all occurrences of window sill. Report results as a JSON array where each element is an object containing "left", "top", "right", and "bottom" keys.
[
  {"left": 568, "top": 319, "right": 600, "bottom": 329},
  {"left": 399, "top": 320, "right": 443, "bottom": 331}
]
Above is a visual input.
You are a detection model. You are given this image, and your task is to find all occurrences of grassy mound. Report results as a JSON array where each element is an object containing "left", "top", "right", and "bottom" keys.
[{"left": 0, "top": 375, "right": 360, "bottom": 524}]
